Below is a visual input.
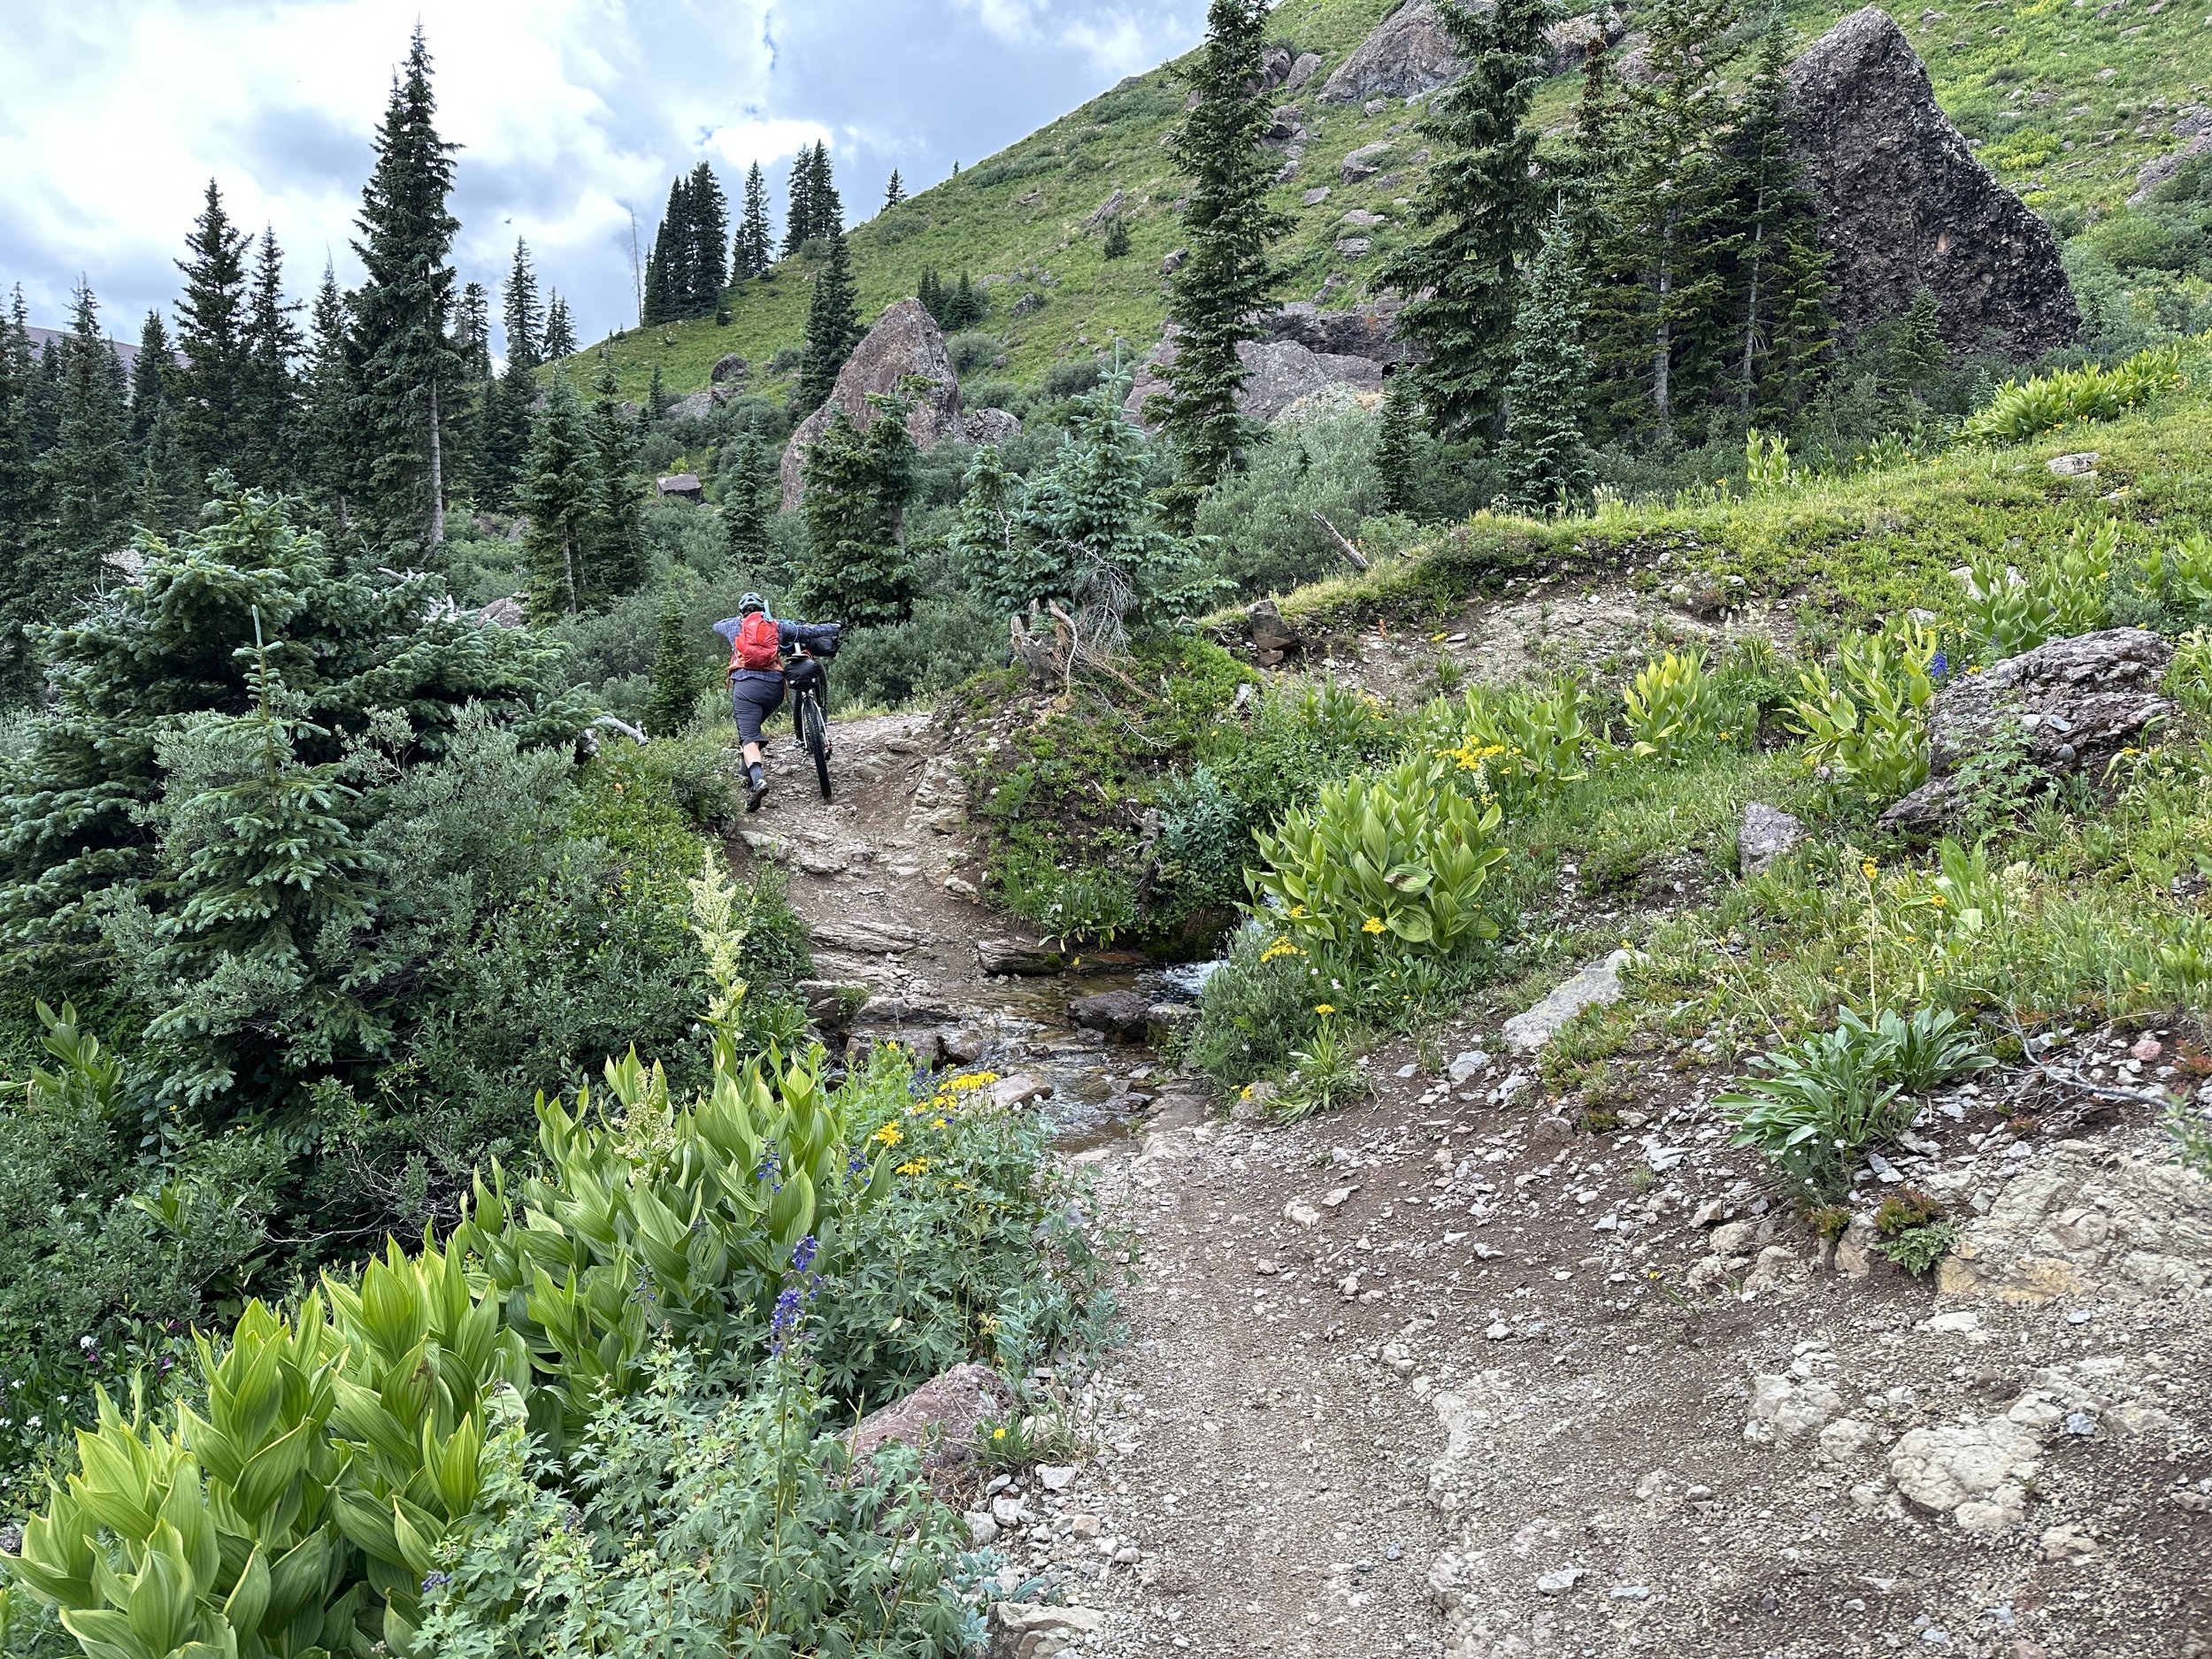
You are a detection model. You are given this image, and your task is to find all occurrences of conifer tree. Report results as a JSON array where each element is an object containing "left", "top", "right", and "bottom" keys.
[
  {"left": 1373, "top": 372, "right": 1422, "bottom": 517},
  {"left": 643, "top": 174, "right": 685, "bottom": 326},
  {"left": 450, "top": 279, "right": 494, "bottom": 502},
  {"left": 684, "top": 162, "right": 732, "bottom": 317},
  {"left": 918, "top": 268, "right": 945, "bottom": 326},
  {"left": 883, "top": 169, "right": 906, "bottom": 210},
  {"left": 134, "top": 395, "right": 195, "bottom": 533},
  {"left": 797, "top": 229, "right": 861, "bottom": 414},
  {"left": 784, "top": 145, "right": 818, "bottom": 256},
  {"left": 542, "top": 296, "right": 576, "bottom": 360},
  {"left": 502, "top": 239, "right": 544, "bottom": 373},
  {"left": 721, "top": 429, "right": 772, "bottom": 566},
  {"left": 30, "top": 337, "right": 65, "bottom": 457},
  {"left": 41, "top": 283, "right": 131, "bottom": 557},
  {"left": 1499, "top": 211, "right": 1597, "bottom": 513},
  {"left": 239, "top": 227, "right": 303, "bottom": 488},
  {"left": 799, "top": 394, "right": 915, "bottom": 627},
  {"left": 644, "top": 589, "right": 700, "bottom": 737},
  {"left": 301, "top": 265, "right": 357, "bottom": 526},
  {"left": 588, "top": 354, "right": 644, "bottom": 596},
  {"left": 734, "top": 163, "right": 774, "bottom": 278},
  {"left": 949, "top": 273, "right": 985, "bottom": 330},
  {"left": 1156, "top": 0, "right": 1288, "bottom": 524},
  {"left": 1721, "top": 8, "right": 1832, "bottom": 419},
  {"left": 521, "top": 375, "right": 595, "bottom": 616},
  {"left": 129, "top": 311, "right": 174, "bottom": 446},
  {"left": 1585, "top": 0, "right": 1742, "bottom": 438},
  {"left": 647, "top": 360, "right": 666, "bottom": 421},
  {"left": 172, "top": 179, "right": 250, "bottom": 482},
  {"left": 1885, "top": 286, "right": 1949, "bottom": 398},
  {"left": 1102, "top": 216, "right": 1131, "bottom": 259},
  {"left": 0, "top": 289, "right": 50, "bottom": 695},
  {"left": 1382, "top": 0, "right": 1550, "bottom": 442},
  {"left": 814, "top": 145, "right": 844, "bottom": 237},
  {"left": 346, "top": 27, "right": 463, "bottom": 546}
]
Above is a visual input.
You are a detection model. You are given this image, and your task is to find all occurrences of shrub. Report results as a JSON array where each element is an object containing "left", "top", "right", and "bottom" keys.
[
  {"left": 1423, "top": 678, "right": 1592, "bottom": 811},
  {"left": 2126, "top": 529, "right": 2212, "bottom": 632},
  {"left": 1197, "top": 678, "right": 1400, "bottom": 840},
  {"left": 1624, "top": 650, "right": 1723, "bottom": 762},
  {"left": 946, "top": 329, "right": 1004, "bottom": 377},
  {"left": 1277, "top": 1010, "right": 1369, "bottom": 1120},
  {"left": 1788, "top": 621, "right": 1938, "bottom": 803},
  {"left": 1250, "top": 757, "right": 1509, "bottom": 956},
  {"left": 1964, "top": 522, "right": 2116, "bottom": 662},
  {"left": 1187, "top": 926, "right": 1322, "bottom": 1091},
  {"left": 1719, "top": 1005, "right": 1992, "bottom": 1199},
  {"left": 1041, "top": 355, "right": 1107, "bottom": 399},
  {"left": 1155, "top": 763, "right": 1249, "bottom": 915},
  {"left": 1955, "top": 342, "right": 2185, "bottom": 445},
  {"left": 1873, "top": 1188, "right": 1957, "bottom": 1276}
]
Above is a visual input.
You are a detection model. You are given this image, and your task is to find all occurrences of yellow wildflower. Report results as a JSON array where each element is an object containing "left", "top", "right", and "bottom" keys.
[
  {"left": 1861, "top": 859, "right": 1878, "bottom": 880},
  {"left": 1362, "top": 917, "right": 1386, "bottom": 935},
  {"left": 896, "top": 1157, "right": 930, "bottom": 1176},
  {"left": 872, "top": 1122, "right": 902, "bottom": 1147},
  {"left": 1314, "top": 1002, "right": 1337, "bottom": 1016}
]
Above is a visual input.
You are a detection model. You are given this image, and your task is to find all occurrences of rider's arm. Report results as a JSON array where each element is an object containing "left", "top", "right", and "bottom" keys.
[{"left": 778, "top": 620, "right": 841, "bottom": 650}]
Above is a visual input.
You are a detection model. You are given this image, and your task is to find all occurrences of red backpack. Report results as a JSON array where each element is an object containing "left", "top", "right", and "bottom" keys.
[{"left": 731, "top": 611, "right": 781, "bottom": 672}]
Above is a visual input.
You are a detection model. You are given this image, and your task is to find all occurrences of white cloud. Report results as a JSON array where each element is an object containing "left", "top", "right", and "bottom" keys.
[{"left": 706, "top": 118, "right": 834, "bottom": 173}]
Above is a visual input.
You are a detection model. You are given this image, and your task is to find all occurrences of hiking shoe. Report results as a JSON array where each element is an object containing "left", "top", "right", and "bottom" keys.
[{"left": 747, "top": 767, "right": 768, "bottom": 812}]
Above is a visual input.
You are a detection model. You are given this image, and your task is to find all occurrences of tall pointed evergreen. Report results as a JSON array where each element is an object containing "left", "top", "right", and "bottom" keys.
[
  {"left": 1382, "top": 0, "right": 1550, "bottom": 442},
  {"left": 346, "top": 27, "right": 464, "bottom": 546},
  {"left": 543, "top": 296, "right": 576, "bottom": 360},
  {"left": 239, "top": 226, "right": 302, "bottom": 488},
  {"left": 32, "top": 283, "right": 129, "bottom": 620},
  {"left": 131, "top": 308, "right": 191, "bottom": 528},
  {"left": 812, "top": 145, "right": 844, "bottom": 238},
  {"left": 1499, "top": 211, "right": 1597, "bottom": 513},
  {"left": 1721, "top": 8, "right": 1832, "bottom": 419},
  {"left": 1586, "top": 0, "right": 1742, "bottom": 438},
  {"left": 721, "top": 429, "right": 772, "bottom": 565},
  {"left": 1374, "top": 373, "right": 1422, "bottom": 518},
  {"left": 502, "top": 238, "right": 543, "bottom": 372},
  {"left": 683, "top": 161, "right": 732, "bottom": 317},
  {"left": 0, "top": 289, "right": 50, "bottom": 696},
  {"left": 735, "top": 162, "right": 774, "bottom": 278},
  {"left": 129, "top": 311, "right": 173, "bottom": 445},
  {"left": 1156, "top": 0, "right": 1288, "bottom": 523},
  {"left": 883, "top": 169, "right": 906, "bottom": 210},
  {"left": 450, "top": 279, "right": 494, "bottom": 502},
  {"left": 302, "top": 264, "right": 357, "bottom": 526},
  {"left": 172, "top": 179, "right": 250, "bottom": 483},
  {"left": 644, "top": 589, "right": 701, "bottom": 738},
  {"left": 521, "top": 375, "right": 595, "bottom": 616},
  {"left": 783, "top": 148, "right": 815, "bottom": 257},
  {"left": 588, "top": 353, "right": 643, "bottom": 596},
  {"left": 797, "top": 228, "right": 861, "bottom": 414}
]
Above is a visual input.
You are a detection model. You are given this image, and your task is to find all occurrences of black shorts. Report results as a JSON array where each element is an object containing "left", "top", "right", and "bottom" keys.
[{"left": 729, "top": 675, "right": 785, "bottom": 744}]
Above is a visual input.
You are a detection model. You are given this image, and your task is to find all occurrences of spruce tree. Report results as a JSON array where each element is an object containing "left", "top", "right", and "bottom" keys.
[
  {"left": 542, "top": 296, "right": 576, "bottom": 360},
  {"left": 721, "top": 430, "right": 772, "bottom": 566},
  {"left": 1382, "top": 0, "right": 1550, "bottom": 442},
  {"left": 346, "top": 27, "right": 464, "bottom": 547},
  {"left": 0, "top": 289, "right": 50, "bottom": 696},
  {"left": 684, "top": 161, "right": 732, "bottom": 317},
  {"left": 644, "top": 174, "right": 685, "bottom": 325},
  {"left": 521, "top": 375, "right": 595, "bottom": 616},
  {"left": 784, "top": 146, "right": 818, "bottom": 256},
  {"left": 588, "top": 353, "right": 644, "bottom": 596},
  {"left": 735, "top": 163, "right": 774, "bottom": 278},
  {"left": 450, "top": 279, "right": 495, "bottom": 503},
  {"left": 502, "top": 238, "right": 544, "bottom": 372},
  {"left": 129, "top": 311, "right": 174, "bottom": 446},
  {"left": 1498, "top": 211, "right": 1597, "bottom": 513},
  {"left": 239, "top": 227, "right": 303, "bottom": 488},
  {"left": 799, "top": 393, "right": 915, "bottom": 627},
  {"left": 1721, "top": 8, "right": 1832, "bottom": 419},
  {"left": 1886, "top": 287, "right": 1949, "bottom": 398},
  {"left": 884, "top": 169, "right": 906, "bottom": 210},
  {"left": 172, "top": 179, "right": 250, "bottom": 483},
  {"left": 1156, "top": 0, "right": 1288, "bottom": 524},
  {"left": 1102, "top": 217, "right": 1132, "bottom": 259},
  {"left": 134, "top": 394, "right": 195, "bottom": 533},
  {"left": 814, "top": 145, "right": 845, "bottom": 237},
  {"left": 301, "top": 265, "right": 357, "bottom": 526},
  {"left": 1585, "top": 0, "right": 1742, "bottom": 438},
  {"left": 29, "top": 338, "right": 65, "bottom": 457},
  {"left": 797, "top": 228, "right": 861, "bottom": 414},
  {"left": 1374, "top": 372, "right": 1423, "bottom": 517},
  {"left": 918, "top": 268, "right": 946, "bottom": 326},
  {"left": 643, "top": 589, "right": 699, "bottom": 737},
  {"left": 647, "top": 360, "right": 666, "bottom": 421},
  {"left": 41, "top": 282, "right": 132, "bottom": 558}
]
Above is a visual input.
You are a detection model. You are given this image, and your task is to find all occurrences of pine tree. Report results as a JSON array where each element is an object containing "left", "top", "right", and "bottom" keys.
[
  {"left": 134, "top": 395, "right": 195, "bottom": 533},
  {"left": 1586, "top": 0, "right": 1743, "bottom": 439},
  {"left": 239, "top": 227, "right": 303, "bottom": 488},
  {"left": 1498, "top": 211, "right": 1597, "bottom": 513},
  {"left": 301, "top": 265, "right": 357, "bottom": 526},
  {"left": 721, "top": 429, "right": 772, "bottom": 566},
  {"left": 502, "top": 238, "right": 544, "bottom": 373},
  {"left": 784, "top": 146, "right": 818, "bottom": 257},
  {"left": 1102, "top": 217, "right": 1132, "bottom": 259},
  {"left": 812, "top": 145, "right": 845, "bottom": 238},
  {"left": 883, "top": 169, "right": 906, "bottom": 210},
  {"left": 948, "top": 273, "right": 986, "bottom": 330},
  {"left": 1885, "top": 286, "right": 1949, "bottom": 398},
  {"left": 734, "top": 162, "right": 774, "bottom": 279},
  {"left": 1374, "top": 372, "right": 1422, "bottom": 517},
  {"left": 521, "top": 375, "right": 595, "bottom": 616},
  {"left": 129, "top": 311, "right": 174, "bottom": 446},
  {"left": 0, "top": 289, "right": 50, "bottom": 696},
  {"left": 346, "top": 27, "right": 464, "bottom": 547},
  {"left": 42, "top": 283, "right": 132, "bottom": 555},
  {"left": 643, "top": 174, "right": 685, "bottom": 326},
  {"left": 29, "top": 338, "right": 64, "bottom": 457},
  {"left": 542, "top": 296, "right": 576, "bottom": 360},
  {"left": 799, "top": 393, "right": 915, "bottom": 626},
  {"left": 1382, "top": 0, "right": 1550, "bottom": 442},
  {"left": 1721, "top": 8, "right": 1832, "bottom": 419},
  {"left": 647, "top": 360, "right": 666, "bottom": 421},
  {"left": 643, "top": 589, "right": 699, "bottom": 737},
  {"left": 684, "top": 162, "right": 731, "bottom": 319},
  {"left": 797, "top": 229, "right": 861, "bottom": 415},
  {"left": 172, "top": 179, "right": 250, "bottom": 483},
  {"left": 588, "top": 353, "right": 644, "bottom": 596},
  {"left": 1156, "top": 0, "right": 1289, "bottom": 523},
  {"left": 450, "top": 279, "right": 494, "bottom": 503}
]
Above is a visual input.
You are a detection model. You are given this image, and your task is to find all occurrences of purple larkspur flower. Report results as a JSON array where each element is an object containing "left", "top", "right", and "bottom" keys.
[
  {"left": 768, "top": 1286, "right": 804, "bottom": 1356},
  {"left": 1930, "top": 649, "right": 1949, "bottom": 681},
  {"left": 792, "top": 1234, "right": 818, "bottom": 1274}
]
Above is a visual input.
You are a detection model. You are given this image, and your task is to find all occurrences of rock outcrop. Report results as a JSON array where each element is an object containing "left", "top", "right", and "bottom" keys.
[
  {"left": 1319, "top": 0, "right": 1460, "bottom": 104},
  {"left": 1124, "top": 299, "right": 1409, "bottom": 430},
  {"left": 1878, "top": 627, "right": 2175, "bottom": 832},
  {"left": 1786, "top": 6, "right": 2078, "bottom": 357},
  {"left": 780, "top": 299, "right": 965, "bottom": 509},
  {"left": 847, "top": 1362, "right": 1012, "bottom": 1486}
]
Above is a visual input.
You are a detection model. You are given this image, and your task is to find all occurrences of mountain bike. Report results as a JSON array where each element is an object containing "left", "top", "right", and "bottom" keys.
[{"left": 786, "top": 645, "right": 833, "bottom": 803}]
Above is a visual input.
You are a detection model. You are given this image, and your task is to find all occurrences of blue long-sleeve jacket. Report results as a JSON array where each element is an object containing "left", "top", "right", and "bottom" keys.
[{"left": 712, "top": 616, "right": 841, "bottom": 685}]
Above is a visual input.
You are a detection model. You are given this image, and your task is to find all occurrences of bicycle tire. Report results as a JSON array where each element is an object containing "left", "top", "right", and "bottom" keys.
[{"left": 802, "top": 690, "right": 833, "bottom": 802}]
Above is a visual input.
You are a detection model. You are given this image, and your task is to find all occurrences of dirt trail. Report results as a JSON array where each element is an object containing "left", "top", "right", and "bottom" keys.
[{"left": 733, "top": 701, "right": 2212, "bottom": 1659}]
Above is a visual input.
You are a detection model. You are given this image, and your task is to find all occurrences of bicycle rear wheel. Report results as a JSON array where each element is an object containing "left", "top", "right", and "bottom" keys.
[{"left": 801, "top": 690, "right": 833, "bottom": 802}]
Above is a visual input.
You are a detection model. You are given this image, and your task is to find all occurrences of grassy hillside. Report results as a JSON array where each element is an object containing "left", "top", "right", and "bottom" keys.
[{"left": 568, "top": 0, "right": 2211, "bottom": 403}]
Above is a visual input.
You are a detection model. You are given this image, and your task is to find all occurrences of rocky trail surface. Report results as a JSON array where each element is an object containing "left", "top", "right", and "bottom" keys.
[{"left": 733, "top": 706, "right": 2212, "bottom": 1659}]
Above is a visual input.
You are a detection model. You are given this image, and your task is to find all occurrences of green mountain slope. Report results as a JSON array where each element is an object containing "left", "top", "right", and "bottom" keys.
[{"left": 575, "top": 0, "right": 2210, "bottom": 403}]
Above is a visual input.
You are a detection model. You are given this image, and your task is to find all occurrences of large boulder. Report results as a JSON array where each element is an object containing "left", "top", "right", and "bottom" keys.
[
  {"left": 1786, "top": 6, "right": 2078, "bottom": 358},
  {"left": 1269, "top": 297, "right": 1412, "bottom": 365},
  {"left": 1878, "top": 628, "right": 2176, "bottom": 832},
  {"left": 780, "top": 298, "right": 964, "bottom": 509},
  {"left": 847, "top": 1362, "right": 1012, "bottom": 1486},
  {"left": 1319, "top": 0, "right": 1461, "bottom": 104},
  {"left": 1123, "top": 329, "right": 1382, "bottom": 428}
]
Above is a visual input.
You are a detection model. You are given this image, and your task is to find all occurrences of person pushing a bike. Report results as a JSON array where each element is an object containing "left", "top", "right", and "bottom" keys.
[{"left": 713, "top": 593, "right": 841, "bottom": 811}]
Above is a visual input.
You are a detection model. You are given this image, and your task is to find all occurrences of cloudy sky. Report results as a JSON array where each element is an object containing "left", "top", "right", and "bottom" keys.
[{"left": 0, "top": 0, "right": 1206, "bottom": 356}]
